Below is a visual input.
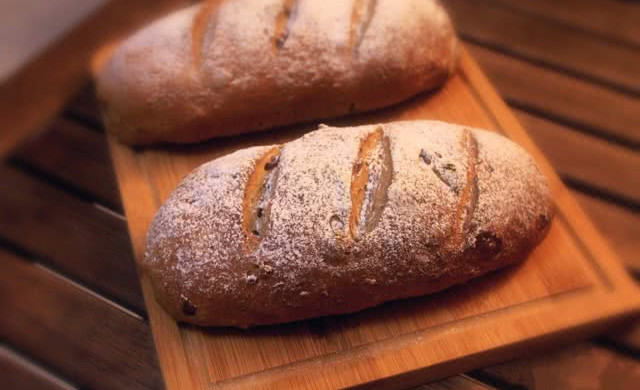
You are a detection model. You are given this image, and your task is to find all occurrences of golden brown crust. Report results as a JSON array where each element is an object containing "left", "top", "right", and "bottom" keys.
[
  {"left": 348, "top": 126, "right": 392, "bottom": 239},
  {"left": 242, "top": 146, "right": 281, "bottom": 251},
  {"left": 272, "top": 0, "right": 299, "bottom": 50},
  {"left": 349, "top": 0, "right": 378, "bottom": 53},
  {"left": 450, "top": 129, "right": 479, "bottom": 249},
  {"left": 96, "top": 0, "right": 458, "bottom": 145},
  {"left": 191, "top": 0, "right": 222, "bottom": 66},
  {"left": 143, "top": 121, "right": 554, "bottom": 328}
]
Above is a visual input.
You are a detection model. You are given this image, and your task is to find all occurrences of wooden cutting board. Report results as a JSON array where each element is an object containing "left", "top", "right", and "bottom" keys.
[{"left": 107, "top": 48, "right": 640, "bottom": 390}]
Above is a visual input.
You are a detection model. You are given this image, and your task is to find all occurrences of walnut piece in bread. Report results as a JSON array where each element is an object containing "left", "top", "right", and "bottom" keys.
[
  {"left": 96, "top": 0, "right": 458, "bottom": 145},
  {"left": 144, "top": 121, "right": 554, "bottom": 328}
]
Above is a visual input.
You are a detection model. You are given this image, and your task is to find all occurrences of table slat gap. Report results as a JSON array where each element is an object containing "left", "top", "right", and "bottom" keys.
[
  {"left": 466, "top": 43, "right": 640, "bottom": 149},
  {"left": 0, "top": 249, "right": 163, "bottom": 390},
  {"left": 486, "top": 0, "right": 640, "bottom": 48},
  {"left": 0, "top": 164, "right": 144, "bottom": 312},
  {"left": 0, "top": 343, "right": 79, "bottom": 390},
  {"left": 444, "top": 0, "right": 640, "bottom": 95}
]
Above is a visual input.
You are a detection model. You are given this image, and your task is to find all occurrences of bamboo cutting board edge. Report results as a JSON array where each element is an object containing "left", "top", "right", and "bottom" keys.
[{"left": 107, "top": 47, "right": 640, "bottom": 390}]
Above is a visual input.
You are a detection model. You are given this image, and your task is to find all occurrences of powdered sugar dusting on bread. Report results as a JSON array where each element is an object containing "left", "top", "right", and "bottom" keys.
[
  {"left": 116, "top": 0, "right": 453, "bottom": 77},
  {"left": 144, "top": 121, "right": 553, "bottom": 326},
  {"left": 145, "top": 145, "right": 273, "bottom": 292},
  {"left": 98, "top": 0, "right": 458, "bottom": 145},
  {"left": 109, "top": 6, "right": 197, "bottom": 94}
]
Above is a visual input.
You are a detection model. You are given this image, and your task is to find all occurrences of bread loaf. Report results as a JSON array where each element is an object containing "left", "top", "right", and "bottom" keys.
[
  {"left": 144, "top": 121, "right": 554, "bottom": 327},
  {"left": 95, "top": 0, "right": 458, "bottom": 145}
]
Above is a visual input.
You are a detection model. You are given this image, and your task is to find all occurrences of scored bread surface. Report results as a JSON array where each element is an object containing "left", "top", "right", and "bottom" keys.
[
  {"left": 144, "top": 121, "right": 554, "bottom": 328},
  {"left": 96, "top": 0, "right": 458, "bottom": 145}
]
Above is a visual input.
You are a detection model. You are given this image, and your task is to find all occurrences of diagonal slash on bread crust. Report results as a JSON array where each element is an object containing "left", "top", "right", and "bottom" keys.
[
  {"left": 191, "top": 0, "right": 223, "bottom": 66},
  {"left": 349, "top": 126, "right": 393, "bottom": 240},
  {"left": 349, "top": 0, "right": 378, "bottom": 55},
  {"left": 243, "top": 146, "right": 282, "bottom": 251},
  {"left": 451, "top": 129, "right": 479, "bottom": 250},
  {"left": 273, "top": 0, "right": 300, "bottom": 50}
]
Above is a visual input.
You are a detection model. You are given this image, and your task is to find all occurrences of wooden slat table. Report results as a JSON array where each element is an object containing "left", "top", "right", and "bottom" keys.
[{"left": 1, "top": 0, "right": 639, "bottom": 389}]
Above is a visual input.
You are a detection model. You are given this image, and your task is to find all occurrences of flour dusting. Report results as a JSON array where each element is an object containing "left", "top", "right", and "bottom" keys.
[{"left": 144, "top": 120, "right": 553, "bottom": 326}]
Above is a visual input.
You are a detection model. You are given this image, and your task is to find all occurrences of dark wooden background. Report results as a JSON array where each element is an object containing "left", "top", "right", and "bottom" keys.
[{"left": 1, "top": 0, "right": 639, "bottom": 389}]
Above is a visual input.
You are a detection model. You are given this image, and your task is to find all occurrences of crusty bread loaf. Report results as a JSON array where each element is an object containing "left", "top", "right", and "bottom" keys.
[
  {"left": 144, "top": 120, "right": 554, "bottom": 328},
  {"left": 95, "top": 0, "right": 458, "bottom": 145}
]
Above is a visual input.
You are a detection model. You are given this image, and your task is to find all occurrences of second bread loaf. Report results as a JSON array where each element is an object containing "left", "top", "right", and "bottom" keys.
[{"left": 96, "top": 0, "right": 458, "bottom": 145}]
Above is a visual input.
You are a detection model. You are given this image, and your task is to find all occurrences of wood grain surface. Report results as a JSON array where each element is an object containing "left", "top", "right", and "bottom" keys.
[
  {"left": 64, "top": 85, "right": 104, "bottom": 129},
  {"left": 105, "top": 48, "right": 640, "bottom": 390},
  {"left": 1, "top": 1, "right": 639, "bottom": 389},
  {"left": 466, "top": 43, "right": 640, "bottom": 148},
  {"left": 0, "top": 345, "right": 75, "bottom": 390},
  {"left": 0, "top": 250, "right": 162, "bottom": 390},
  {"left": 412, "top": 375, "right": 494, "bottom": 390},
  {"left": 476, "top": 343, "right": 640, "bottom": 390},
  {"left": 573, "top": 194, "right": 640, "bottom": 274},
  {"left": 444, "top": 0, "right": 640, "bottom": 94},
  {"left": 11, "top": 117, "right": 122, "bottom": 209},
  {"left": 484, "top": 0, "right": 640, "bottom": 48},
  {"left": 513, "top": 111, "right": 640, "bottom": 206},
  {"left": 0, "top": 165, "right": 142, "bottom": 311}
]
